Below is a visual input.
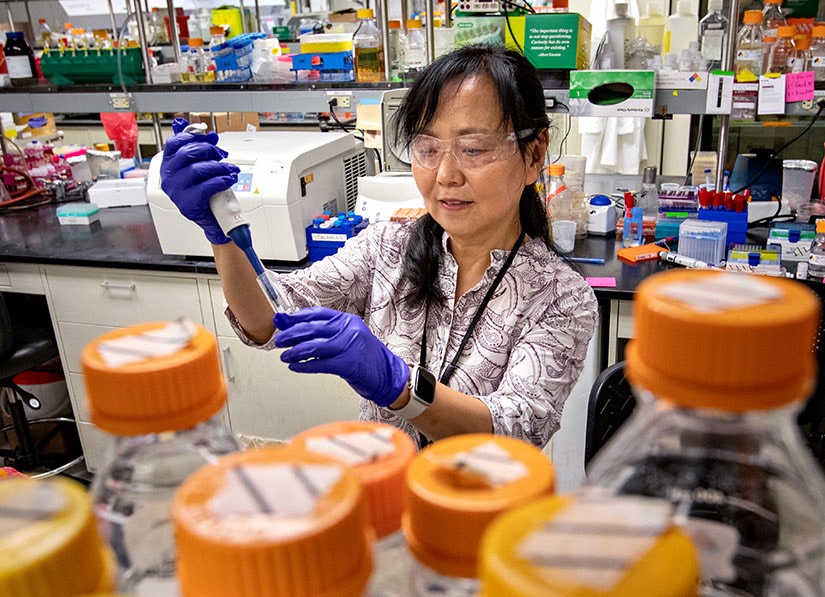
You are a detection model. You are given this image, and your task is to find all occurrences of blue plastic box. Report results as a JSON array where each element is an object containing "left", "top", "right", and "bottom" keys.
[
  {"left": 697, "top": 208, "right": 748, "bottom": 244},
  {"left": 306, "top": 215, "right": 368, "bottom": 262}
]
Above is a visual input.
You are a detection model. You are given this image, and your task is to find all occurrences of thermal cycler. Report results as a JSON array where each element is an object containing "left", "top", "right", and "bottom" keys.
[{"left": 147, "top": 131, "right": 370, "bottom": 261}]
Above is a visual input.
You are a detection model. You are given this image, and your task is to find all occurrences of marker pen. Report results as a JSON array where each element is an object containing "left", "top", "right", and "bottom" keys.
[{"left": 659, "top": 250, "right": 715, "bottom": 269}]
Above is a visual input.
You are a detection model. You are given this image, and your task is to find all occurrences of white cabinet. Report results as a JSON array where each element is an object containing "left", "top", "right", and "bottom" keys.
[
  {"left": 43, "top": 265, "right": 207, "bottom": 471},
  {"left": 208, "top": 280, "right": 360, "bottom": 442}
]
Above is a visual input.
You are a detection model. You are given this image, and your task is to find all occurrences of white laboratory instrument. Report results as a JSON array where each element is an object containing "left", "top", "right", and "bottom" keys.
[
  {"left": 147, "top": 131, "right": 369, "bottom": 261},
  {"left": 354, "top": 172, "right": 424, "bottom": 222}
]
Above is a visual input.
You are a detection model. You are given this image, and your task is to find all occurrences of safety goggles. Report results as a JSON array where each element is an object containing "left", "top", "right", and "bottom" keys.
[{"left": 409, "top": 129, "right": 536, "bottom": 170}]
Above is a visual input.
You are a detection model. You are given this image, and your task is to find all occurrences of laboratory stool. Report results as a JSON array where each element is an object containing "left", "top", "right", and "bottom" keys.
[{"left": 0, "top": 293, "right": 83, "bottom": 477}]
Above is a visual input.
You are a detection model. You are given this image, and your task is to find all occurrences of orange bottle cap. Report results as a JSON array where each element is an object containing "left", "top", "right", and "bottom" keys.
[
  {"left": 547, "top": 163, "right": 565, "bottom": 176},
  {"left": 795, "top": 35, "right": 810, "bottom": 50},
  {"left": 813, "top": 25, "right": 825, "bottom": 38},
  {"left": 291, "top": 421, "right": 415, "bottom": 538},
  {"left": 764, "top": 0, "right": 782, "bottom": 4},
  {"left": 479, "top": 494, "right": 700, "bottom": 597},
  {"left": 81, "top": 321, "right": 227, "bottom": 435},
  {"left": 403, "top": 434, "right": 554, "bottom": 579},
  {"left": 173, "top": 446, "right": 372, "bottom": 597},
  {"left": 743, "top": 10, "right": 763, "bottom": 24},
  {"left": 189, "top": 37, "right": 204, "bottom": 47},
  {"left": 777, "top": 24, "right": 797, "bottom": 37},
  {"left": 388, "top": 20, "right": 401, "bottom": 29},
  {"left": 764, "top": 35, "right": 777, "bottom": 43},
  {"left": 627, "top": 270, "right": 819, "bottom": 412},
  {"left": 210, "top": 26, "right": 224, "bottom": 35}
]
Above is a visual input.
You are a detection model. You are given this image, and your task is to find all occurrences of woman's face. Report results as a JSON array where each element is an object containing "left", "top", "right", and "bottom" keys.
[{"left": 411, "top": 75, "right": 545, "bottom": 248}]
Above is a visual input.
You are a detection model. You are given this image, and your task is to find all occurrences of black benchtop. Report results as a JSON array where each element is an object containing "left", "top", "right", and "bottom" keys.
[{"left": 0, "top": 203, "right": 659, "bottom": 299}]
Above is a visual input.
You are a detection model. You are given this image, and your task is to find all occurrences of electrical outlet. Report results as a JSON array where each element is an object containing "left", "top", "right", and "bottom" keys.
[
  {"left": 331, "top": 95, "right": 352, "bottom": 109},
  {"left": 109, "top": 94, "right": 133, "bottom": 111}
]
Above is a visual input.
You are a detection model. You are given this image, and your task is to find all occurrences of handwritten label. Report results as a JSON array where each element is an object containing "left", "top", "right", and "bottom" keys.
[{"left": 785, "top": 71, "right": 815, "bottom": 103}]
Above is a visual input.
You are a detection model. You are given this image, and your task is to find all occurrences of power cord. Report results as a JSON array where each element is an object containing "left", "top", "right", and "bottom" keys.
[
  {"left": 327, "top": 99, "right": 353, "bottom": 132},
  {"left": 684, "top": 113, "right": 705, "bottom": 187},
  {"left": 732, "top": 98, "right": 825, "bottom": 195},
  {"left": 551, "top": 101, "right": 571, "bottom": 163}
]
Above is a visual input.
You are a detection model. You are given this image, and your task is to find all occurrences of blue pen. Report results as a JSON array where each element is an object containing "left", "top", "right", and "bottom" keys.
[{"left": 567, "top": 257, "right": 606, "bottom": 265}]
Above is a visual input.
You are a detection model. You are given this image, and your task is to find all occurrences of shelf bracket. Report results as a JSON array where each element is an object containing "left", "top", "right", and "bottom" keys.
[{"left": 108, "top": 93, "right": 135, "bottom": 112}]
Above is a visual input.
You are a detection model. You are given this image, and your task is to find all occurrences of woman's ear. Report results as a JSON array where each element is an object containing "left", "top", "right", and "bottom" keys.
[{"left": 524, "top": 129, "right": 550, "bottom": 185}]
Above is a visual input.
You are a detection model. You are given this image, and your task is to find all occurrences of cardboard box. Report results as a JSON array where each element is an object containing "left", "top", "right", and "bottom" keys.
[
  {"left": 187, "top": 112, "right": 260, "bottom": 133},
  {"left": 655, "top": 68, "right": 709, "bottom": 90},
  {"left": 13, "top": 112, "right": 57, "bottom": 139},
  {"left": 569, "top": 70, "right": 655, "bottom": 117},
  {"left": 520, "top": 13, "right": 591, "bottom": 70}
]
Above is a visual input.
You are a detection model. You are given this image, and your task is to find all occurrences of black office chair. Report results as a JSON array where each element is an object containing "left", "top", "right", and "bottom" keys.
[
  {"left": 0, "top": 293, "right": 83, "bottom": 477},
  {"left": 584, "top": 360, "right": 636, "bottom": 468}
]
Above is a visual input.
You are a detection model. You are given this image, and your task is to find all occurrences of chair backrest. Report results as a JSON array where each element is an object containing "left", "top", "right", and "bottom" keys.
[
  {"left": 0, "top": 293, "right": 12, "bottom": 358},
  {"left": 584, "top": 360, "right": 636, "bottom": 467}
]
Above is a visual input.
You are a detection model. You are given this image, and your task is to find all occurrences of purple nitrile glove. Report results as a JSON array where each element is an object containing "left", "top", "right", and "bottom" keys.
[
  {"left": 274, "top": 307, "right": 411, "bottom": 408},
  {"left": 159, "top": 117, "right": 240, "bottom": 245}
]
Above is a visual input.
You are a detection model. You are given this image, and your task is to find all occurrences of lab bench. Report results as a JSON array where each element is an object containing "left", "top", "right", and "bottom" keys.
[{"left": 0, "top": 202, "right": 643, "bottom": 489}]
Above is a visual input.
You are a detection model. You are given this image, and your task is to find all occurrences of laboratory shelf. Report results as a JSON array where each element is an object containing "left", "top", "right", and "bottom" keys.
[{"left": 0, "top": 81, "right": 400, "bottom": 114}]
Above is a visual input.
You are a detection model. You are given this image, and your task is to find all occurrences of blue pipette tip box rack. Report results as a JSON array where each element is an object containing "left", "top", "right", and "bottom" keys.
[
  {"left": 697, "top": 208, "right": 748, "bottom": 244},
  {"left": 306, "top": 215, "right": 368, "bottom": 262}
]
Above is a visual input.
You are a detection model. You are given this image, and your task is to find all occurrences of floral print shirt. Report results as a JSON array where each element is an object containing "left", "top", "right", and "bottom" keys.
[{"left": 227, "top": 220, "right": 598, "bottom": 449}]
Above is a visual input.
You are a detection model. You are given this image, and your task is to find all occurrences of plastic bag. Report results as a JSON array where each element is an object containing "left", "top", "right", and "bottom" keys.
[{"left": 100, "top": 112, "right": 138, "bottom": 159}]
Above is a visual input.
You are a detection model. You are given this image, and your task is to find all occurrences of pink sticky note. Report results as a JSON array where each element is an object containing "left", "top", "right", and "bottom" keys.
[
  {"left": 785, "top": 71, "right": 815, "bottom": 103},
  {"left": 586, "top": 277, "right": 617, "bottom": 288}
]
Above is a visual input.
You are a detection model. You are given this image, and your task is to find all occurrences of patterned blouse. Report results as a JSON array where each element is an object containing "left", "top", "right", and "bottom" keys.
[{"left": 227, "top": 220, "right": 598, "bottom": 449}]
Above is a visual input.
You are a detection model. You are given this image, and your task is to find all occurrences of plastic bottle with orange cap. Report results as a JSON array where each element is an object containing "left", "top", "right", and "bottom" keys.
[
  {"left": 172, "top": 444, "right": 373, "bottom": 597},
  {"left": 290, "top": 421, "right": 416, "bottom": 597},
  {"left": 82, "top": 320, "right": 241, "bottom": 596},
  {"left": 403, "top": 434, "right": 556, "bottom": 596},
  {"left": 478, "top": 492, "right": 701, "bottom": 597},
  {"left": 587, "top": 269, "right": 825, "bottom": 595}
]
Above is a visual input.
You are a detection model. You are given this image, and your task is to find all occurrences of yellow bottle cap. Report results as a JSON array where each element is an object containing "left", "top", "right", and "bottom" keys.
[
  {"left": 357, "top": 8, "right": 375, "bottom": 19},
  {"left": 81, "top": 321, "right": 227, "bottom": 435},
  {"left": 0, "top": 478, "right": 115, "bottom": 597},
  {"left": 291, "top": 421, "right": 415, "bottom": 538},
  {"left": 407, "top": 19, "right": 423, "bottom": 29},
  {"left": 173, "top": 446, "right": 372, "bottom": 597},
  {"left": 627, "top": 269, "right": 819, "bottom": 411},
  {"left": 479, "top": 494, "right": 700, "bottom": 596},
  {"left": 404, "top": 434, "right": 555, "bottom": 579}
]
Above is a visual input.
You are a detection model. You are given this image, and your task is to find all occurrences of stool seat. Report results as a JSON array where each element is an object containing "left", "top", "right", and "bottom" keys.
[{"left": 0, "top": 320, "right": 58, "bottom": 381}]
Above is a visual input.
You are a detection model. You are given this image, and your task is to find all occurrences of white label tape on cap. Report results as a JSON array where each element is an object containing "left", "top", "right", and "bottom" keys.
[
  {"left": 657, "top": 274, "right": 782, "bottom": 313},
  {"left": 97, "top": 317, "right": 197, "bottom": 367},
  {"left": 518, "top": 495, "right": 672, "bottom": 591},
  {"left": 0, "top": 483, "right": 67, "bottom": 537},
  {"left": 447, "top": 441, "right": 529, "bottom": 487},
  {"left": 305, "top": 428, "right": 396, "bottom": 466},
  {"left": 209, "top": 463, "right": 343, "bottom": 519}
]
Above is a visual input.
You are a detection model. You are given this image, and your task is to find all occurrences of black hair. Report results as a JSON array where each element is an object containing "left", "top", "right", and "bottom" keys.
[{"left": 393, "top": 44, "right": 552, "bottom": 308}]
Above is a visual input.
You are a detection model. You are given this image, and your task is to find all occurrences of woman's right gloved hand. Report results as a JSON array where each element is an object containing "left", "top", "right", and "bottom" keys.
[{"left": 159, "top": 117, "right": 240, "bottom": 245}]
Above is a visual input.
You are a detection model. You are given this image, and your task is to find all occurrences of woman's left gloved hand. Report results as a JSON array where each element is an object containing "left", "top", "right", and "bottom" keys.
[{"left": 274, "top": 307, "right": 410, "bottom": 407}]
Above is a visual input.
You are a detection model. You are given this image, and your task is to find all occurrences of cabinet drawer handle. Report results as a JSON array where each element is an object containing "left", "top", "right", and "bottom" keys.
[
  {"left": 222, "top": 346, "right": 235, "bottom": 382},
  {"left": 100, "top": 280, "right": 136, "bottom": 291}
]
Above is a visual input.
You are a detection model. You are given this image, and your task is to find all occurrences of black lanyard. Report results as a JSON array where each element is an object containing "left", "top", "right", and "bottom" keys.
[{"left": 419, "top": 231, "right": 525, "bottom": 386}]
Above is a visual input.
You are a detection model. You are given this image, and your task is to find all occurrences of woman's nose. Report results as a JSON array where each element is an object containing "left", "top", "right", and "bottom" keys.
[{"left": 435, "top": 150, "right": 464, "bottom": 184}]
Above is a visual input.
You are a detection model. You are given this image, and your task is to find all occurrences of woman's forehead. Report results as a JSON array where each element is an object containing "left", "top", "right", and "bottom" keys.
[{"left": 427, "top": 75, "right": 509, "bottom": 134}]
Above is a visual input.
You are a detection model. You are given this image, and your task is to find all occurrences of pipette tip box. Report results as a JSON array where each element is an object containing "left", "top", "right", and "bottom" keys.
[
  {"left": 306, "top": 217, "right": 368, "bottom": 262},
  {"left": 56, "top": 202, "right": 100, "bottom": 225},
  {"left": 678, "top": 219, "right": 728, "bottom": 265}
]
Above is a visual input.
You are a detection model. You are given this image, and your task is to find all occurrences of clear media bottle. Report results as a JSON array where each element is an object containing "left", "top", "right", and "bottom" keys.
[
  {"left": 790, "top": 34, "right": 811, "bottom": 73},
  {"left": 291, "top": 421, "right": 416, "bottom": 597},
  {"left": 808, "top": 219, "right": 825, "bottom": 281},
  {"left": 762, "top": 0, "right": 786, "bottom": 40},
  {"left": 387, "top": 20, "right": 406, "bottom": 81},
  {"left": 767, "top": 24, "right": 797, "bottom": 74},
  {"left": 699, "top": 0, "right": 728, "bottom": 69},
  {"left": 546, "top": 163, "right": 574, "bottom": 229},
  {"left": 734, "top": 10, "right": 764, "bottom": 81},
  {"left": 83, "top": 320, "right": 241, "bottom": 596},
  {"left": 354, "top": 8, "right": 385, "bottom": 83},
  {"left": 811, "top": 25, "right": 825, "bottom": 81},
  {"left": 4, "top": 32, "right": 38, "bottom": 87},
  {"left": 405, "top": 435, "right": 554, "bottom": 596},
  {"left": 637, "top": 165, "right": 659, "bottom": 213},
  {"left": 587, "top": 269, "right": 825, "bottom": 596},
  {"left": 404, "top": 19, "right": 428, "bottom": 72}
]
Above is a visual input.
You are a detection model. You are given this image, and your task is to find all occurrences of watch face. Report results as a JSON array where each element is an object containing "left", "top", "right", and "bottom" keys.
[{"left": 415, "top": 368, "right": 436, "bottom": 404}]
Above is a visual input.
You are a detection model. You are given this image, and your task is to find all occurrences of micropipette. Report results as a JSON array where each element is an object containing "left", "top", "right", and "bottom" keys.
[{"left": 183, "top": 123, "right": 288, "bottom": 313}]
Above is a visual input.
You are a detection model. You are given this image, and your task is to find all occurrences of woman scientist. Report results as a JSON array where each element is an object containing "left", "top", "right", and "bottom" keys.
[{"left": 160, "top": 44, "right": 597, "bottom": 449}]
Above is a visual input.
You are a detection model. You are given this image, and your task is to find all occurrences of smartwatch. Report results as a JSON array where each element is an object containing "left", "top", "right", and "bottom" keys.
[{"left": 391, "top": 364, "right": 436, "bottom": 419}]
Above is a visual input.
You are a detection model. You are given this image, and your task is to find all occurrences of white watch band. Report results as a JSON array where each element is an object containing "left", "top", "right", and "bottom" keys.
[{"left": 391, "top": 366, "right": 432, "bottom": 419}]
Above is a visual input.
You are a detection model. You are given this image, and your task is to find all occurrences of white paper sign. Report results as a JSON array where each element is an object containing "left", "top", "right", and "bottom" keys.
[
  {"left": 705, "top": 71, "right": 734, "bottom": 114},
  {"left": 757, "top": 75, "right": 786, "bottom": 115}
]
